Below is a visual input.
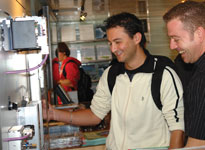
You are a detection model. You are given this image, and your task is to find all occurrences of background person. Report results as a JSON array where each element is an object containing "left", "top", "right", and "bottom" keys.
[
  {"left": 163, "top": 1, "right": 205, "bottom": 147},
  {"left": 43, "top": 12, "right": 184, "bottom": 149},
  {"left": 57, "top": 42, "right": 81, "bottom": 104}
]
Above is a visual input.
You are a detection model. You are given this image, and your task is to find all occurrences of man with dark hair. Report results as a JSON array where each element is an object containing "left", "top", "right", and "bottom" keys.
[
  {"left": 163, "top": 1, "right": 205, "bottom": 147},
  {"left": 43, "top": 12, "right": 184, "bottom": 149}
]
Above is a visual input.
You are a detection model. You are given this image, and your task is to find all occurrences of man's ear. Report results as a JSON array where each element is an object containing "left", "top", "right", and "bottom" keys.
[
  {"left": 133, "top": 32, "right": 142, "bottom": 44},
  {"left": 195, "top": 26, "right": 205, "bottom": 42}
]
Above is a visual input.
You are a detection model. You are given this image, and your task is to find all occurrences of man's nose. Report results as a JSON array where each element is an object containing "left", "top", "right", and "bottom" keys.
[{"left": 170, "top": 39, "right": 177, "bottom": 50}]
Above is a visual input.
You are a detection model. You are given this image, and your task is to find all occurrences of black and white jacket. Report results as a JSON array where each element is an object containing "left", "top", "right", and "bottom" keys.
[{"left": 90, "top": 53, "right": 184, "bottom": 150}]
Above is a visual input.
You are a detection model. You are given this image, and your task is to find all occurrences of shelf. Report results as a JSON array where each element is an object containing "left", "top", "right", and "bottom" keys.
[
  {"left": 52, "top": 38, "right": 107, "bottom": 45},
  {"left": 51, "top": 19, "right": 112, "bottom": 85},
  {"left": 81, "top": 59, "right": 111, "bottom": 65},
  {"left": 50, "top": 19, "right": 105, "bottom": 25}
]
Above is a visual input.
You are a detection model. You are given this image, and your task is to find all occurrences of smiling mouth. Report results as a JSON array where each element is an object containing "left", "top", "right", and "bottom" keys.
[
  {"left": 179, "top": 50, "right": 185, "bottom": 54},
  {"left": 114, "top": 50, "right": 123, "bottom": 56}
]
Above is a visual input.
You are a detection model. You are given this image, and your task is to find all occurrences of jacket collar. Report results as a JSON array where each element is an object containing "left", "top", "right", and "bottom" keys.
[{"left": 123, "top": 49, "right": 155, "bottom": 74}]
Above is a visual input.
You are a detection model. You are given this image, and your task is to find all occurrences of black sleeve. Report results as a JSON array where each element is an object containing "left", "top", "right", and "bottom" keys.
[{"left": 185, "top": 76, "right": 205, "bottom": 139}]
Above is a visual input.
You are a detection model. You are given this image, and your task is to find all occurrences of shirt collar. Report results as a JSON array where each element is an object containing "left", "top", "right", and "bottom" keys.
[
  {"left": 125, "top": 49, "right": 155, "bottom": 74},
  {"left": 193, "top": 53, "right": 205, "bottom": 71}
]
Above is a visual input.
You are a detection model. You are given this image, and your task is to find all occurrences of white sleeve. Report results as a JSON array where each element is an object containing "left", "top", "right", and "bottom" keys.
[
  {"left": 90, "top": 66, "right": 112, "bottom": 120},
  {"left": 160, "top": 66, "right": 184, "bottom": 131}
]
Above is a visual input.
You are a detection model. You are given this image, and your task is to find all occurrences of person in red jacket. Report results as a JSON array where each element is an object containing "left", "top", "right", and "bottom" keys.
[{"left": 57, "top": 42, "right": 81, "bottom": 104}]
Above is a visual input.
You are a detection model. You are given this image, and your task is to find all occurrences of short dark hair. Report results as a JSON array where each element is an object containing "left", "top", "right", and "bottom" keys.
[
  {"left": 104, "top": 12, "right": 146, "bottom": 48},
  {"left": 163, "top": 1, "right": 205, "bottom": 34},
  {"left": 57, "top": 42, "right": 70, "bottom": 57}
]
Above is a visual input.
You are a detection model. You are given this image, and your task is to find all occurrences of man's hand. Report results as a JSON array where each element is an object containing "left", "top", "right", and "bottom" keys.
[
  {"left": 58, "top": 79, "right": 74, "bottom": 87},
  {"left": 185, "top": 137, "right": 205, "bottom": 147},
  {"left": 42, "top": 99, "right": 54, "bottom": 122},
  {"left": 169, "top": 130, "right": 184, "bottom": 149}
]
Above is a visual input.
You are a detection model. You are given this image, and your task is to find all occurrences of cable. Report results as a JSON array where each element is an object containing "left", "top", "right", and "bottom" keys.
[
  {"left": 16, "top": 0, "right": 26, "bottom": 10},
  {"left": 5, "top": 54, "right": 48, "bottom": 74},
  {"left": 3, "top": 134, "right": 30, "bottom": 142}
]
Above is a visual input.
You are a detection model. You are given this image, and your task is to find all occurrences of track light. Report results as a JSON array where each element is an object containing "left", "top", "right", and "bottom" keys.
[
  {"left": 80, "top": 11, "right": 87, "bottom": 21},
  {"left": 80, "top": 0, "right": 87, "bottom": 21}
]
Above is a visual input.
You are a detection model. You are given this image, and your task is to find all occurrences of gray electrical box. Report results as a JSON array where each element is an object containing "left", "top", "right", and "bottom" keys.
[{"left": 11, "top": 20, "right": 38, "bottom": 50}]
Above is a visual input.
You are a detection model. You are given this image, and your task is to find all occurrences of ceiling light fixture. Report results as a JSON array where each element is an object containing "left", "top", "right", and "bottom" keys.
[
  {"left": 80, "top": 0, "right": 87, "bottom": 21},
  {"left": 80, "top": 11, "right": 87, "bottom": 21}
]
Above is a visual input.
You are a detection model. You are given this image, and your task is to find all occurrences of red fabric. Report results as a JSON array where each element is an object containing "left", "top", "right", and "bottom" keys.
[
  {"left": 58, "top": 57, "right": 81, "bottom": 104},
  {"left": 57, "top": 96, "right": 62, "bottom": 105},
  {"left": 52, "top": 57, "right": 60, "bottom": 87},
  {"left": 59, "top": 57, "right": 81, "bottom": 92}
]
